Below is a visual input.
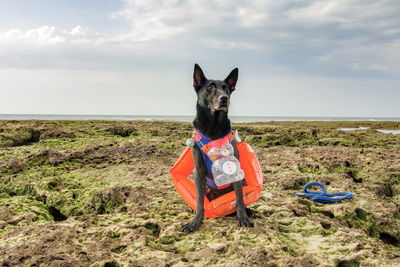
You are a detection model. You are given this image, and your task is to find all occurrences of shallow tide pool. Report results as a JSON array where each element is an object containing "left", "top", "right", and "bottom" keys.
[
  {"left": 337, "top": 127, "right": 400, "bottom": 135},
  {"left": 337, "top": 127, "right": 370, "bottom": 131},
  {"left": 376, "top": 129, "right": 400, "bottom": 135}
]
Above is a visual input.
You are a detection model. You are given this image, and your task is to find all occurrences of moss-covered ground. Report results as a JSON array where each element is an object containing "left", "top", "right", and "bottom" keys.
[{"left": 0, "top": 120, "right": 399, "bottom": 266}]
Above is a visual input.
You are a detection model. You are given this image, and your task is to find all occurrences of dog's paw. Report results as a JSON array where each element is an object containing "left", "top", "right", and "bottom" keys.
[
  {"left": 245, "top": 207, "right": 256, "bottom": 218},
  {"left": 237, "top": 216, "right": 254, "bottom": 228},
  {"left": 181, "top": 221, "right": 202, "bottom": 233}
]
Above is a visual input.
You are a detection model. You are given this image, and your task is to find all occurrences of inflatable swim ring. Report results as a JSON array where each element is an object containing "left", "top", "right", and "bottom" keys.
[{"left": 170, "top": 141, "right": 263, "bottom": 218}]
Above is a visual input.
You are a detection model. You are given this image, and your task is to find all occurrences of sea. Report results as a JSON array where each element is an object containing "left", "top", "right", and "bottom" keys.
[{"left": 0, "top": 114, "right": 399, "bottom": 122}]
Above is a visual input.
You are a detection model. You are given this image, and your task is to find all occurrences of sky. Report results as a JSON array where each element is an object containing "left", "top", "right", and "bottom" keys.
[{"left": 0, "top": 0, "right": 399, "bottom": 117}]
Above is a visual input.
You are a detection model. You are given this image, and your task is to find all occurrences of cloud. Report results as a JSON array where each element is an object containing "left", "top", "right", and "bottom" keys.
[
  {"left": 286, "top": 0, "right": 400, "bottom": 32},
  {"left": 366, "top": 64, "right": 389, "bottom": 71},
  {"left": 0, "top": 26, "right": 64, "bottom": 44},
  {"left": 109, "top": 0, "right": 400, "bottom": 74},
  {"left": 350, "top": 62, "right": 389, "bottom": 72},
  {"left": 0, "top": 25, "right": 94, "bottom": 45},
  {"left": 202, "top": 38, "right": 263, "bottom": 51},
  {"left": 0, "top": 0, "right": 399, "bottom": 76},
  {"left": 69, "top": 25, "right": 90, "bottom": 36},
  {"left": 110, "top": 0, "right": 188, "bottom": 42}
]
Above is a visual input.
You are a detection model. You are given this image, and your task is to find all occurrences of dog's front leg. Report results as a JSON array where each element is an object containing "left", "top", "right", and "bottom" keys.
[
  {"left": 182, "top": 145, "right": 206, "bottom": 233},
  {"left": 232, "top": 140, "right": 254, "bottom": 227}
]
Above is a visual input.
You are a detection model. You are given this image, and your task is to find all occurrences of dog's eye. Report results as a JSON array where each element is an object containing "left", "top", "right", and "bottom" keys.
[
  {"left": 222, "top": 84, "right": 229, "bottom": 92},
  {"left": 207, "top": 85, "right": 214, "bottom": 91}
]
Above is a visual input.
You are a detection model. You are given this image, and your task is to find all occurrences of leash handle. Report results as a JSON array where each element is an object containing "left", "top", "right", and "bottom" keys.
[{"left": 303, "top": 181, "right": 326, "bottom": 196}]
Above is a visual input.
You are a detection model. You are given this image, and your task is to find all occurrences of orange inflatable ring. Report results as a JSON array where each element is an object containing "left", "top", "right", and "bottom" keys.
[{"left": 170, "top": 141, "right": 263, "bottom": 218}]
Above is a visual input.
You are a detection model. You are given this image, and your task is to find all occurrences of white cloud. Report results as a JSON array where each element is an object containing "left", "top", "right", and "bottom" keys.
[
  {"left": 349, "top": 63, "right": 389, "bottom": 72},
  {"left": 0, "top": 26, "right": 64, "bottom": 44},
  {"left": 367, "top": 64, "right": 389, "bottom": 71},
  {"left": 317, "top": 54, "right": 332, "bottom": 62},
  {"left": 287, "top": 1, "right": 347, "bottom": 25},
  {"left": 0, "top": 25, "right": 94, "bottom": 45},
  {"left": 286, "top": 0, "right": 399, "bottom": 31},
  {"left": 203, "top": 38, "right": 263, "bottom": 51},
  {"left": 70, "top": 25, "right": 89, "bottom": 36},
  {"left": 111, "top": 0, "right": 271, "bottom": 45},
  {"left": 111, "top": 0, "right": 194, "bottom": 41},
  {"left": 0, "top": 0, "right": 399, "bottom": 76},
  {"left": 237, "top": 5, "right": 268, "bottom": 27}
]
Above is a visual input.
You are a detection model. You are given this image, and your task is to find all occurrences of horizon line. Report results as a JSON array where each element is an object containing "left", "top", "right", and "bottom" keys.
[{"left": 1, "top": 113, "right": 400, "bottom": 119}]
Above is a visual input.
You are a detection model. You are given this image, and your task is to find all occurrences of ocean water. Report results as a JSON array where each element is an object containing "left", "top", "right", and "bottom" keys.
[{"left": 0, "top": 114, "right": 400, "bottom": 122}]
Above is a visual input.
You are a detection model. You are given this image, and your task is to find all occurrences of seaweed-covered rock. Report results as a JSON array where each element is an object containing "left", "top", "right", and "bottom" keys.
[{"left": 0, "top": 120, "right": 399, "bottom": 266}]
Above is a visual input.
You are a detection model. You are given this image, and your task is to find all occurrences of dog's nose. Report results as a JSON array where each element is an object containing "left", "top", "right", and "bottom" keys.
[{"left": 220, "top": 96, "right": 228, "bottom": 103}]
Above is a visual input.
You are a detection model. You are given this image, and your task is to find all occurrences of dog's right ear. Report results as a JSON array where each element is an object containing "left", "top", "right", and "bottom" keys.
[
  {"left": 224, "top": 68, "right": 238, "bottom": 92},
  {"left": 193, "top": 63, "right": 206, "bottom": 91}
]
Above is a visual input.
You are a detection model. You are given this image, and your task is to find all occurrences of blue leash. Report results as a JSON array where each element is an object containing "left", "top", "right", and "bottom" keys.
[{"left": 295, "top": 181, "right": 353, "bottom": 204}]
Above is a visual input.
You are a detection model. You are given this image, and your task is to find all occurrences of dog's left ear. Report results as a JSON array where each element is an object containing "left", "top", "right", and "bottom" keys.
[{"left": 224, "top": 68, "right": 238, "bottom": 92}]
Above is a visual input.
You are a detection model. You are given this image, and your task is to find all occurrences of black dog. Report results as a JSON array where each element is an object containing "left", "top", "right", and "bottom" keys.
[{"left": 181, "top": 64, "right": 254, "bottom": 233}]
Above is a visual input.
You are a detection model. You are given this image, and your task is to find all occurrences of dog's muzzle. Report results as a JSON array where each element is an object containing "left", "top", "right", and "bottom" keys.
[{"left": 218, "top": 95, "right": 229, "bottom": 110}]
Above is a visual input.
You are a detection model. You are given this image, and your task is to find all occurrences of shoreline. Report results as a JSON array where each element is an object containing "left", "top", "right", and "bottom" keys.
[{"left": 1, "top": 114, "right": 400, "bottom": 122}]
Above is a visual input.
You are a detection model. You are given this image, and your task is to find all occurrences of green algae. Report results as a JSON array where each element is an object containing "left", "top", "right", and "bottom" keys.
[
  {"left": 335, "top": 207, "right": 400, "bottom": 246},
  {"left": 0, "top": 196, "right": 52, "bottom": 236},
  {"left": 0, "top": 129, "right": 40, "bottom": 147},
  {"left": 235, "top": 121, "right": 400, "bottom": 149},
  {"left": 0, "top": 120, "right": 400, "bottom": 266}
]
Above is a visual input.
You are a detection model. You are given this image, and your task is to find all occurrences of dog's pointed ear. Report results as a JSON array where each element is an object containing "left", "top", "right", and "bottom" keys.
[
  {"left": 224, "top": 68, "right": 238, "bottom": 92},
  {"left": 193, "top": 63, "right": 206, "bottom": 90}
]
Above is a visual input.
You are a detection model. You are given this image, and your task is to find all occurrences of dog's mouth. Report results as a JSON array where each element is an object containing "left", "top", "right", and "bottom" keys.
[{"left": 214, "top": 104, "right": 229, "bottom": 112}]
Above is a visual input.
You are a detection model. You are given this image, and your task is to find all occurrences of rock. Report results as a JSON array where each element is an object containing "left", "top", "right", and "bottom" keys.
[{"left": 207, "top": 243, "right": 228, "bottom": 254}]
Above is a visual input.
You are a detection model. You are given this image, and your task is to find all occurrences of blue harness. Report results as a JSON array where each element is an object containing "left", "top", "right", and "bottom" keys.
[{"left": 192, "top": 129, "right": 234, "bottom": 189}]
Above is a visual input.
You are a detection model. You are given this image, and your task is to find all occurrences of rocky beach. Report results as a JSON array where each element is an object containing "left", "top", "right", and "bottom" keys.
[{"left": 0, "top": 120, "right": 399, "bottom": 266}]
